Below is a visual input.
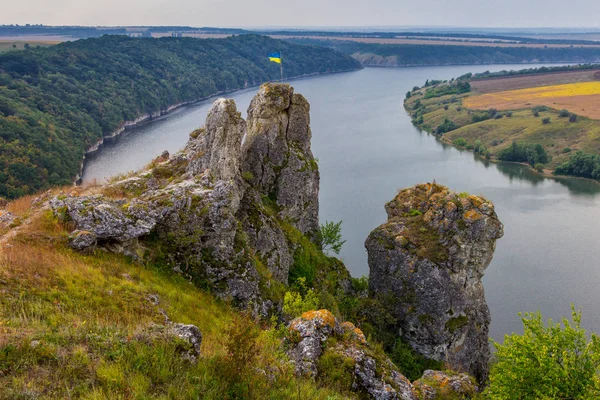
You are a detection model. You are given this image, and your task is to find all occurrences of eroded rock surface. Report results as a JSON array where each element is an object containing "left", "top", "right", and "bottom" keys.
[
  {"left": 243, "top": 84, "right": 320, "bottom": 238},
  {"left": 49, "top": 83, "right": 321, "bottom": 310},
  {"left": 287, "top": 309, "right": 417, "bottom": 400},
  {"left": 413, "top": 370, "right": 476, "bottom": 400},
  {"left": 366, "top": 183, "right": 503, "bottom": 383}
]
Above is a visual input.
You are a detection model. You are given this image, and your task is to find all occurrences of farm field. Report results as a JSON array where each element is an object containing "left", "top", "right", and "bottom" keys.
[
  {"left": 270, "top": 35, "right": 600, "bottom": 48},
  {"left": 404, "top": 69, "right": 600, "bottom": 173},
  {"left": 0, "top": 40, "right": 60, "bottom": 52},
  {"left": 464, "top": 81, "right": 600, "bottom": 119},
  {"left": 470, "top": 69, "right": 600, "bottom": 93}
]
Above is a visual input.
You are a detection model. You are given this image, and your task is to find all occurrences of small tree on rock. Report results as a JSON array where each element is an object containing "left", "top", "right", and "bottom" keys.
[{"left": 318, "top": 220, "right": 346, "bottom": 255}]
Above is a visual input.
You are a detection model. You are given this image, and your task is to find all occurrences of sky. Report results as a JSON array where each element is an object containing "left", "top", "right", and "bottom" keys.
[{"left": 2, "top": 0, "right": 600, "bottom": 29}]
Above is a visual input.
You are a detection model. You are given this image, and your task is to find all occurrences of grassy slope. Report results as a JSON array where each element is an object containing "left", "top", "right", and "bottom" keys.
[
  {"left": 404, "top": 90, "right": 600, "bottom": 170},
  {"left": 0, "top": 190, "right": 356, "bottom": 400}
]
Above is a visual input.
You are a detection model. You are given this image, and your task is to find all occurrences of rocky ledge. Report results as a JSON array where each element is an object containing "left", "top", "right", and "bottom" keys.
[{"left": 366, "top": 183, "right": 504, "bottom": 383}]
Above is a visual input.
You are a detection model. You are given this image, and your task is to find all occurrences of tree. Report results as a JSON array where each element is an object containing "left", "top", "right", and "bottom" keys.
[
  {"left": 318, "top": 220, "right": 346, "bottom": 255},
  {"left": 486, "top": 306, "right": 600, "bottom": 399}
]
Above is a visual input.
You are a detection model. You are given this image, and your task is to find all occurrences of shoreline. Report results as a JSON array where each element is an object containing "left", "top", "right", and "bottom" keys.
[
  {"left": 404, "top": 103, "right": 600, "bottom": 187},
  {"left": 74, "top": 67, "right": 361, "bottom": 185}
]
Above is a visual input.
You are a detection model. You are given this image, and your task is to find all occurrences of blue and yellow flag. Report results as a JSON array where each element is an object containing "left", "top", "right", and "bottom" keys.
[{"left": 268, "top": 52, "right": 282, "bottom": 64}]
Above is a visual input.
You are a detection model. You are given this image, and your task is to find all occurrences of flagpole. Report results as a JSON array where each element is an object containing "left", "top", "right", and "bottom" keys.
[{"left": 279, "top": 50, "right": 283, "bottom": 82}]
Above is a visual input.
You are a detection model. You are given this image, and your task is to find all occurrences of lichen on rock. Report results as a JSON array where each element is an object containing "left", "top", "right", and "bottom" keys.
[
  {"left": 242, "top": 84, "right": 320, "bottom": 238},
  {"left": 287, "top": 309, "right": 417, "bottom": 400},
  {"left": 366, "top": 183, "right": 503, "bottom": 384}
]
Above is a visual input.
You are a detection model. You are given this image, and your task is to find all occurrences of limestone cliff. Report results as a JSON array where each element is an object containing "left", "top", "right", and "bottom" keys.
[
  {"left": 47, "top": 84, "right": 505, "bottom": 396},
  {"left": 366, "top": 183, "right": 504, "bottom": 383},
  {"left": 50, "top": 83, "right": 321, "bottom": 312},
  {"left": 243, "top": 84, "right": 320, "bottom": 238}
]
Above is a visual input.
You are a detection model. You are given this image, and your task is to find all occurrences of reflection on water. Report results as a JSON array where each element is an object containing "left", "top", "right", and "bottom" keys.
[
  {"left": 495, "top": 162, "right": 600, "bottom": 195},
  {"left": 82, "top": 66, "right": 600, "bottom": 342}
]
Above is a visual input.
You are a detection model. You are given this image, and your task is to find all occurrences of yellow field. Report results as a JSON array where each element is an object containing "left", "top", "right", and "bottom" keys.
[{"left": 464, "top": 82, "right": 600, "bottom": 119}]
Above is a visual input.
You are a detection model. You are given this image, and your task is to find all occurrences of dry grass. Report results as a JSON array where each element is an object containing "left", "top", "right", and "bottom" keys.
[
  {"left": 0, "top": 204, "right": 354, "bottom": 399},
  {"left": 471, "top": 70, "right": 600, "bottom": 94},
  {"left": 464, "top": 82, "right": 600, "bottom": 119}
]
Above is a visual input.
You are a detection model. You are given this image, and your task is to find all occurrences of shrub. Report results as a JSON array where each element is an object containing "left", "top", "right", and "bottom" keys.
[
  {"left": 443, "top": 104, "right": 449, "bottom": 110},
  {"left": 558, "top": 109, "right": 570, "bottom": 117},
  {"left": 486, "top": 306, "right": 600, "bottom": 399},
  {"left": 562, "top": 147, "right": 571, "bottom": 154},
  {"left": 283, "top": 277, "right": 320, "bottom": 318},
  {"left": 405, "top": 91, "right": 411, "bottom": 99},
  {"left": 555, "top": 151, "right": 600, "bottom": 180},
  {"left": 533, "top": 111, "right": 540, "bottom": 117},
  {"left": 494, "top": 113, "right": 503, "bottom": 119},
  {"left": 471, "top": 113, "right": 490, "bottom": 123},
  {"left": 497, "top": 141, "right": 549, "bottom": 166},
  {"left": 317, "top": 220, "right": 346, "bottom": 255},
  {"left": 505, "top": 111, "right": 513, "bottom": 117},
  {"left": 569, "top": 113, "right": 578, "bottom": 122},
  {"left": 542, "top": 117, "right": 551, "bottom": 124},
  {"left": 453, "top": 138, "right": 467, "bottom": 147},
  {"left": 435, "top": 118, "right": 458, "bottom": 135},
  {"left": 216, "top": 312, "right": 263, "bottom": 398}
]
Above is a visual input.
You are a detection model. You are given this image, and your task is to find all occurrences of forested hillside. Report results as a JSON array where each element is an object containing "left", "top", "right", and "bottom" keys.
[
  {"left": 291, "top": 39, "right": 600, "bottom": 66},
  {"left": 0, "top": 34, "right": 360, "bottom": 198}
]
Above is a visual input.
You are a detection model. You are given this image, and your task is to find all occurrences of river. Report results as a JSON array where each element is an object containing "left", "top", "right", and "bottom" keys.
[{"left": 82, "top": 66, "right": 600, "bottom": 341}]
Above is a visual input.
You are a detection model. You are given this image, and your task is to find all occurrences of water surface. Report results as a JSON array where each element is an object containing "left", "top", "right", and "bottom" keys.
[{"left": 82, "top": 66, "right": 600, "bottom": 341}]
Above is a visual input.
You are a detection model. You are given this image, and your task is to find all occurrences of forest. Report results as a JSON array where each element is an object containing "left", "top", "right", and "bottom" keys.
[
  {"left": 292, "top": 39, "right": 600, "bottom": 66},
  {"left": 0, "top": 34, "right": 361, "bottom": 198}
]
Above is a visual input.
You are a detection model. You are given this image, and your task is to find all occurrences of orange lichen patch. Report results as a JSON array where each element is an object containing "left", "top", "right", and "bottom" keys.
[
  {"left": 340, "top": 321, "right": 367, "bottom": 344},
  {"left": 467, "top": 195, "right": 484, "bottom": 208},
  {"left": 463, "top": 209, "right": 483, "bottom": 222},
  {"left": 300, "top": 309, "right": 336, "bottom": 329}
]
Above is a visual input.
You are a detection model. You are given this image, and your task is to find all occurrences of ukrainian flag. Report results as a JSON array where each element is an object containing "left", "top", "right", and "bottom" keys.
[{"left": 268, "top": 52, "right": 282, "bottom": 64}]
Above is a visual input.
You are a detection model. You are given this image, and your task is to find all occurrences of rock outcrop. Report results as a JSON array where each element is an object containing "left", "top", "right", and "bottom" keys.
[
  {"left": 243, "top": 84, "right": 320, "bottom": 238},
  {"left": 366, "top": 183, "right": 504, "bottom": 383},
  {"left": 50, "top": 83, "right": 319, "bottom": 311},
  {"left": 413, "top": 370, "right": 477, "bottom": 400},
  {"left": 287, "top": 309, "right": 417, "bottom": 400}
]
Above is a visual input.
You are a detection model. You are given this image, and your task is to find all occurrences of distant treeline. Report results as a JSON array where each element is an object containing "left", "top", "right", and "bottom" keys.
[
  {"left": 5, "top": 25, "right": 600, "bottom": 46},
  {"left": 467, "top": 63, "right": 600, "bottom": 80},
  {"left": 291, "top": 39, "right": 600, "bottom": 66},
  {"left": 0, "top": 25, "right": 127, "bottom": 38},
  {"left": 0, "top": 34, "right": 360, "bottom": 198}
]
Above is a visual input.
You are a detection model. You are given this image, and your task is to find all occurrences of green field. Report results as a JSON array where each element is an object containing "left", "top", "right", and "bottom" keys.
[{"left": 404, "top": 81, "right": 600, "bottom": 178}]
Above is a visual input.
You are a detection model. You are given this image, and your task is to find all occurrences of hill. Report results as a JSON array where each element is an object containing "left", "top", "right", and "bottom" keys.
[
  {"left": 289, "top": 39, "right": 600, "bottom": 67},
  {"left": 0, "top": 34, "right": 361, "bottom": 199},
  {"left": 404, "top": 66, "right": 600, "bottom": 181}
]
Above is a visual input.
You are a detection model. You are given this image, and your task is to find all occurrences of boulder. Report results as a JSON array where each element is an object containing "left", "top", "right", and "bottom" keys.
[
  {"left": 413, "top": 370, "right": 477, "bottom": 399},
  {"left": 287, "top": 309, "right": 417, "bottom": 400},
  {"left": 366, "top": 183, "right": 503, "bottom": 383}
]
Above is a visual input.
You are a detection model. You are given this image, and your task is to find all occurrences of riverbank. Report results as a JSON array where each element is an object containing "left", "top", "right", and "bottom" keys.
[
  {"left": 403, "top": 76, "right": 600, "bottom": 183},
  {"left": 74, "top": 67, "right": 361, "bottom": 184}
]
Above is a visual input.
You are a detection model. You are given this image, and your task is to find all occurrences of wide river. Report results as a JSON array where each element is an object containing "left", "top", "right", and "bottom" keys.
[{"left": 82, "top": 65, "right": 600, "bottom": 341}]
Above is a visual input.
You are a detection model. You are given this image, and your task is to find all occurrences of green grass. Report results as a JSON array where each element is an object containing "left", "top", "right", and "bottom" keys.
[
  {"left": 405, "top": 89, "right": 600, "bottom": 170},
  {"left": 0, "top": 211, "right": 355, "bottom": 399}
]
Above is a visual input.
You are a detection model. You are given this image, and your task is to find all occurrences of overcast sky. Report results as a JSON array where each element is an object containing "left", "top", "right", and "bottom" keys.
[{"left": 3, "top": 0, "right": 599, "bottom": 28}]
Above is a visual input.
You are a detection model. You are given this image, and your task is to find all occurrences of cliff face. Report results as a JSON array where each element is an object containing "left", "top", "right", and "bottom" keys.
[
  {"left": 242, "top": 84, "right": 320, "bottom": 238},
  {"left": 50, "top": 83, "right": 321, "bottom": 312},
  {"left": 366, "top": 183, "right": 503, "bottom": 383}
]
